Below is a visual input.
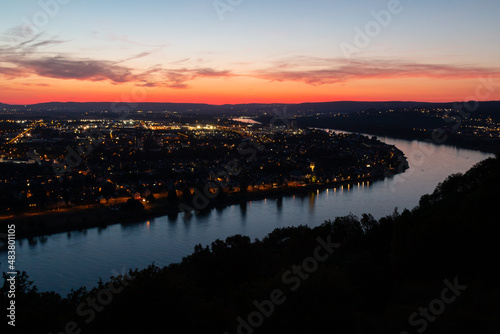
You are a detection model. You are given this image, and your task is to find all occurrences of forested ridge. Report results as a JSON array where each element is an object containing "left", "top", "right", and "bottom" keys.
[{"left": 3, "top": 156, "right": 500, "bottom": 333}]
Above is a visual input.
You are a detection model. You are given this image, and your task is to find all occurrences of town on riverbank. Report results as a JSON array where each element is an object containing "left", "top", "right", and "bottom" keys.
[{"left": 0, "top": 111, "right": 407, "bottom": 238}]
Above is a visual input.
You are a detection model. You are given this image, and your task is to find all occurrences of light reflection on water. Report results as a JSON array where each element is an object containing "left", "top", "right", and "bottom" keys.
[{"left": 0, "top": 134, "right": 493, "bottom": 295}]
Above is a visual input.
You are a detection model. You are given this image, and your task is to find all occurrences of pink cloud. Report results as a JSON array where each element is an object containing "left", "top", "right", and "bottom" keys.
[
  {"left": 0, "top": 35, "right": 232, "bottom": 88},
  {"left": 252, "top": 57, "right": 500, "bottom": 85}
]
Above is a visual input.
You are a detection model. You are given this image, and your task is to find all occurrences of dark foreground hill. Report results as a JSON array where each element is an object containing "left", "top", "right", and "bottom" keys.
[{"left": 2, "top": 156, "right": 500, "bottom": 333}]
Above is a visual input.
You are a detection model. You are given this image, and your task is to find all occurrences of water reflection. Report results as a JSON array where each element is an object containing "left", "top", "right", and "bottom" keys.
[
  {"left": 28, "top": 237, "right": 37, "bottom": 248},
  {"left": 2, "top": 134, "right": 493, "bottom": 295},
  {"left": 308, "top": 191, "right": 316, "bottom": 212},
  {"left": 120, "top": 221, "right": 146, "bottom": 232},
  {"left": 167, "top": 212, "right": 178, "bottom": 221},
  {"left": 183, "top": 211, "right": 193, "bottom": 223},
  {"left": 196, "top": 208, "right": 212, "bottom": 219},
  {"left": 239, "top": 202, "right": 247, "bottom": 218},
  {"left": 276, "top": 196, "right": 283, "bottom": 215}
]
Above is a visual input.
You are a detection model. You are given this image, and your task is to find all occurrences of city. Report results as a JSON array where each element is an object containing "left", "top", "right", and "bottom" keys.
[
  {"left": 1, "top": 0, "right": 500, "bottom": 333},
  {"left": 0, "top": 112, "right": 406, "bottom": 230}
]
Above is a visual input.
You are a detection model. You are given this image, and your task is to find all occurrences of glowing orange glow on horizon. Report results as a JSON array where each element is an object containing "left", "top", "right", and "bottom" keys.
[{"left": 2, "top": 76, "right": 499, "bottom": 105}]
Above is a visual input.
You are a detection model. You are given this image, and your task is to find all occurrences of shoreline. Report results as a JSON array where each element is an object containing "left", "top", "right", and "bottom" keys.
[
  {"left": 0, "top": 174, "right": 390, "bottom": 241},
  {"left": 313, "top": 126, "right": 499, "bottom": 154}
]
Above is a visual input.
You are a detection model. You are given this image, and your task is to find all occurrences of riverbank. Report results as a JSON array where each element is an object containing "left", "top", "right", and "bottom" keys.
[
  {"left": 10, "top": 156, "right": 500, "bottom": 334},
  {"left": 0, "top": 174, "right": 390, "bottom": 240},
  {"left": 313, "top": 125, "right": 500, "bottom": 154}
]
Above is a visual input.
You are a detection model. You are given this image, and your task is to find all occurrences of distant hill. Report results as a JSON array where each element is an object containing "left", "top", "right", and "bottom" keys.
[
  {"left": 296, "top": 101, "right": 500, "bottom": 153},
  {"left": 3, "top": 101, "right": 493, "bottom": 115}
]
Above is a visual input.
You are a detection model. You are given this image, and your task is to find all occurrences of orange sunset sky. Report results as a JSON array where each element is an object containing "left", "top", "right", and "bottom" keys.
[{"left": 1, "top": 0, "right": 500, "bottom": 105}]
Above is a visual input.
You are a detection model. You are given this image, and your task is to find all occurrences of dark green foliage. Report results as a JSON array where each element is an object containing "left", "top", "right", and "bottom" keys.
[
  {"left": 121, "top": 198, "right": 144, "bottom": 211},
  {"left": 4, "top": 157, "right": 500, "bottom": 333},
  {"left": 167, "top": 188, "right": 178, "bottom": 202},
  {"left": 145, "top": 194, "right": 156, "bottom": 203}
]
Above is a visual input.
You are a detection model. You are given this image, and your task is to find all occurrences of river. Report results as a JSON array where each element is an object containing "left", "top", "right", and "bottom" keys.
[{"left": 0, "top": 132, "right": 494, "bottom": 295}]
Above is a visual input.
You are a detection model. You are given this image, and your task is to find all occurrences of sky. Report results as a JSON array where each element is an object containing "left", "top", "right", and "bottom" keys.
[{"left": 1, "top": 0, "right": 500, "bottom": 104}]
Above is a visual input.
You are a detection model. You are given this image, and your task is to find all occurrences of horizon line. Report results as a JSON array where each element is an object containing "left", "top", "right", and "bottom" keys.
[{"left": 2, "top": 100, "right": 499, "bottom": 106}]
